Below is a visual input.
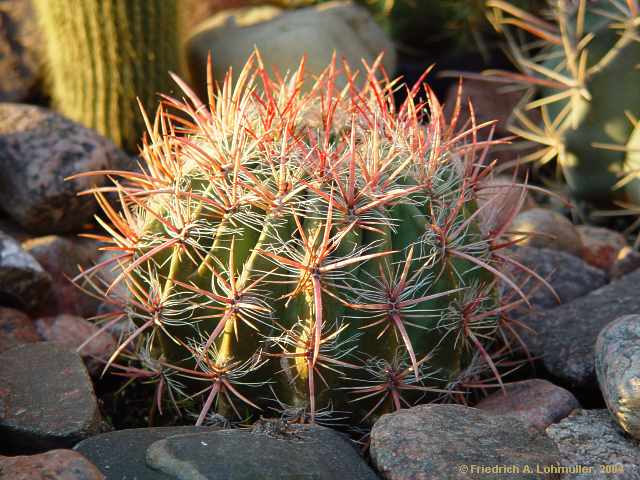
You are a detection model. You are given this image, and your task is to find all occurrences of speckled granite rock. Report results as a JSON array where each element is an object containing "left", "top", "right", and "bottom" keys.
[
  {"left": 370, "top": 404, "right": 562, "bottom": 480},
  {"left": 546, "top": 409, "right": 640, "bottom": 480},
  {"left": 519, "top": 268, "right": 640, "bottom": 388},
  {"left": 0, "top": 104, "right": 124, "bottom": 233},
  {"left": 509, "top": 209, "right": 582, "bottom": 257},
  {"left": 596, "top": 315, "right": 640, "bottom": 440},
  {"left": 75, "top": 427, "right": 222, "bottom": 480},
  {"left": 22, "top": 235, "right": 101, "bottom": 317},
  {"left": 504, "top": 246, "right": 607, "bottom": 314},
  {"left": 0, "top": 230, "right": 51, "bottom": 311},
  {"left": 0, "top": 0, "right": 41, "bottom": 103},
  {"left": 475, "top": 379, "right": 580, "bottom": 431},
  {"left": 0, "top": 449, "right": 104, "bottom": 480},
  {"left": 0, "top": 307, "right": 38, "bottom": 352},
  {"left": 0, "top": 342, "right": 102, "bottom": 453},
  {"left": 145, "top": 423, "right": 379, "bottom": 480}
]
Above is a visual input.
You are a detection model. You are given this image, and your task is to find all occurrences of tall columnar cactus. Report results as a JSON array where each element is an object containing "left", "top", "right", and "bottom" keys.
[
  {"left": 79, "top": 54, "right": 531, "bottom": 426},
  {"left": 485, "top": 0, "right": 640, "bottom": 204},
  {"left": 33, "top": 0, "right": 181, "bottom": 153}
]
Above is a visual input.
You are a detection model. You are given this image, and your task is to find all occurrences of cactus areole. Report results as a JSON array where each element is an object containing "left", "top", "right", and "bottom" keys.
[{"left": 78, "top": 53, "right": 530, "bottom": 427}]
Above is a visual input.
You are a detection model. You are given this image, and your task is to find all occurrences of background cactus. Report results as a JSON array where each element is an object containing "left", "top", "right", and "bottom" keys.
[
  {"left": 79, "top": 54, "right": 532, "bottom": 426},
  {"left": 485, "top": 0, "right": 640, "bottom": 205},
  {"left": 33, "top": 0, "right": 182, "bottom": 153}
]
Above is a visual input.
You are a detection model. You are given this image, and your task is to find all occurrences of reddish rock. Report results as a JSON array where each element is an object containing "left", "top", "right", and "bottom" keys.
[
  {"left": 609, "top": 246, "right": 640, "bottom": 279},
  {"left": 475, "top": 379, "right": 580, "bottom": 431},
  {"left": 577, "top": 225, "right": 627, "bottom": 271},
  {"left": 0, "top": 307, "right": 39, "bottom": 352},
  {"left": 22, "top": 235, "right": 101, "bottom": 318},
  {"left": 0, "top": 449, "right": 104, "bottom": 480},
  {"left": 34, "top": 314, "right": 116, "bottom": 375}
]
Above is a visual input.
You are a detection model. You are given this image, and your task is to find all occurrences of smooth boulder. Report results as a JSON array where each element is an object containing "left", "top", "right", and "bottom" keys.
[
  {"left": 596, "top": 314, "right": 640, "bottom": 439},
  {"left": 186, "top": 1, "right": 396, "bottom": 94},
  {"left": 0, "top": 104, "right": 124, "bottom": 233}
]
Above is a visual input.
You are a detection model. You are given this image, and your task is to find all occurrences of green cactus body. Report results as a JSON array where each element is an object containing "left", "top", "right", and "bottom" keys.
[
  {"left": 84, "top": 55, "right": 523, "bottom": 426},
  {"left": 33, "top": 0, "right": 181, "bottom": 152},
  {"left": 488, "top": 0, "right": 640, "bottom": 204}
]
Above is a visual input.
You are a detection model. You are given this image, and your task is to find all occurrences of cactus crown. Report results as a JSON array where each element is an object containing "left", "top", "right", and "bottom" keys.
[{"left": 79, "top": 53, "right": 530, "bottom": 427}]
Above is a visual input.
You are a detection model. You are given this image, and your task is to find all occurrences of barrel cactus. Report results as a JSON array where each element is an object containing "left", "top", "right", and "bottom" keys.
[
  {"left": 78, "top": 54, "right": 531, "bottom": 426},
  {"left": 486, "top": 0, "right": 640, "bottom": 205},
  {"left": 33, "top": 0, "right": 181, "bottom": 153}
]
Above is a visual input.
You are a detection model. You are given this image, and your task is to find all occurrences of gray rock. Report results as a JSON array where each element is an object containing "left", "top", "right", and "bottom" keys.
[
  {"left": 0, "top": 0, "right": 41, "bottom": 103},
  {"left": 0, "top": 342, "right": 102, "bottom": 453},
  {"left": 22, "top": 235, "right": 101, "bottom": 317},
  {"left": 0, "top": 104, "right": 124, "bottom": 233},
  {"left": 370, "top": 404, "right": 562, "bottom": 480},
  {"left": 0, "top": 230, "right": 51, "bottom": 311},
  {"left": 475, "top": 379, "right": 580, "bottom": 431},
  {"left": 0, "top": 449, "right": 104, "bottom": 480},
  {"left": 596, "top": 315, "right": 640, "bottom": 440},
  {"left": 505, "top": 246, "right": 607, "bottom": 313},
  {"left": 145, "top": 422, "right": 378, "bottom": 480},
  {"left": 0, "top": 306, "right": 39, "bottom": 352},
  {"left": 75, "top": 426, "right": 222, "bottom": 480},
  {"left": 519, "top": 268, "right": 640, "bottom": 388},
  {"left": 546, "top": 409, "right": 640, "bottom": 480}
]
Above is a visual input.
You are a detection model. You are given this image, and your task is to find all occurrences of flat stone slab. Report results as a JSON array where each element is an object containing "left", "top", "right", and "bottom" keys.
[
  {"left": 75, "top": 426, "right": 223, "bottom": 480},
  {"left": 370, "top": 404, "right": 562, "bottom": 480},
  {"left": 475, "top": 379, "right": 580, "bottom": 431},
  {"left": 505, "top": 246, "right": 607, "bottom": 313},
  {"left": 0, "top": 449, "right": 104, "bottom": 480},
  {"left": 0, "top": 342, "right": 102, "bottom": 453},
  {"left": 546, "top": 409, "right": 640, "bottom": 480},
  {"left": 145, "top": 423, "right": 379, "bottom": 480},
  {"left": 520, "top": 269, "right": 640, "bottom": 388}
]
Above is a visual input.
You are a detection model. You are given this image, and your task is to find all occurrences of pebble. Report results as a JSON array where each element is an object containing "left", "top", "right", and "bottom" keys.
[
  {"left": 595, "top": 315, "right": 640, "bottom": 439},
  {"left": 509, "top": 208, "right": 582, "bottom": 257},
  {"left": 370, "top": 404, "right": 561, "bottom": 480},
  {"left": 475, "top": 379, "right": 580, "bottom": 431},
  {"left": 577, "top": 225, "right": 627, "bottom": 271},
  {"left": 0, "top": 342, "right": 102, "bottom": 453}
]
